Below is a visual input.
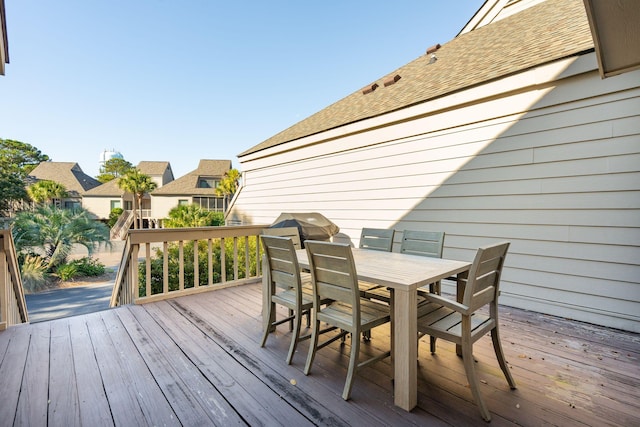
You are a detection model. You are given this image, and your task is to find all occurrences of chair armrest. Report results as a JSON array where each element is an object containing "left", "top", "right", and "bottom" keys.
[{"left": 422, "top": 293, "right": 471, "bottom": 316}]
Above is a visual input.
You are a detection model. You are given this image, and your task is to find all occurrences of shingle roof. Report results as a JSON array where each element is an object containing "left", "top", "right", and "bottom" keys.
[
  {"left": 83, "top": 161, "right": 173, "bottom": 197},
  {"left": 137, "top": 161, "right": 172, "bottom": 176},
  {"left": 28, "top": 162, "right": 101, "bottom": 196},
  {"left": 240, "top": 0, "right": 593, "bottom": 157},
  {"left": 152, "top": 159, "right": 231, "bottom": 196}
]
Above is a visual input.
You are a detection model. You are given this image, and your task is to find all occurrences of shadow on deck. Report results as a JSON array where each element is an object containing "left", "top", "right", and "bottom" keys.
[{"left": 1, "top": 283, "right": 638, "bottom": 426}]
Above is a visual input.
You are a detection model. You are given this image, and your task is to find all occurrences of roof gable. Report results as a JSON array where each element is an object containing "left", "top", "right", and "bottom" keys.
[
  {"left": 152, "top": 159, "right": 232, "bottom": 196},
  {"left": 240, "top": 0, "right": 593, "bottom": 157},
  {"left": 28, "top": 162, "right": 101, "bottom": 196}
]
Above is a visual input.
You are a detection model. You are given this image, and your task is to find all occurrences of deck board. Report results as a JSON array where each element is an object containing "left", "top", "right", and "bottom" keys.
[{"left": 0, "top": 282, "right": 638, "bottom": 427}]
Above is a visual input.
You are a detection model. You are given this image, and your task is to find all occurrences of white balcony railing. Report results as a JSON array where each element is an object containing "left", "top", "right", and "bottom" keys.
[{"left": 110, "top": 224, "right": 269, "bottom": 306}]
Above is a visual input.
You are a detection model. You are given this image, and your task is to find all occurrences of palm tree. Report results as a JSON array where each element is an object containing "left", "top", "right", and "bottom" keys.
[
  {"left": 215, "top": 168, "right": 240, "bottom": 211},
  {"left": 27, "top": 180, "right": 68, "bottom": 206},
  {"left": 12, "top": 205, "right": 110, "bottom": 270},
  {"left": 164, "top": 204, "right": 224, "bottom": 228},
  {"left": 117, "top": 168, "right": 157, "bottom": 229}
]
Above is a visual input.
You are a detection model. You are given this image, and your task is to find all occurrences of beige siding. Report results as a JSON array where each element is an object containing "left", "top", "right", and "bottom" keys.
[
  {"left": 152, "top": 196, "right": 186, "bottom": 221},
  {"left": 232, "top": 66, "right": 640, "bottom": 332},
  {"left": 82, "top": 197, "right": 118, "bottom": 220}
]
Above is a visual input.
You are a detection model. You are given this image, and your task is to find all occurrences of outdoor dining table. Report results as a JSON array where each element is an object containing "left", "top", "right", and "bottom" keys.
[{"left": 295, "top": 247, "right": 471, "bottom": 411}]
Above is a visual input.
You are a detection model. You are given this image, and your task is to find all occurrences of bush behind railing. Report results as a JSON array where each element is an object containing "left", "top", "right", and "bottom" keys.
[{"left": 138, "top": 236, "right": 259, "bottom": 297}]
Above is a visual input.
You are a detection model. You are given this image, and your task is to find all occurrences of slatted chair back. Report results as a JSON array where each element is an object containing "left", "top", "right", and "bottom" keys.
[
  {"left": 261, "top": 235, "right": 303, "bottom": 294},
  {"left": 399, "top": 230, "right": 444, "bottom": 258},
  {"left": 306, "top": 241, "right": 360, "bottom": 318},
  {"left": 462, "top": 241, "right": 510, "bottom": 310},
  {"left": 359, "top": 228, "right": 395, "bottom": 252},
  {"left": 262, "top": 227, "right": 302, "bottom": 250}
]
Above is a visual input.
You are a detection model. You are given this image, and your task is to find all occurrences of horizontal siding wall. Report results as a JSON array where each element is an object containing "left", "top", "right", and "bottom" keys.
[{"left": 232, "top": 68, "right": 640, "bottom": 332}]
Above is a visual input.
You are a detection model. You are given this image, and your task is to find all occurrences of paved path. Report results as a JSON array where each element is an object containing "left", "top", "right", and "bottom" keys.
[
  {"left": 25, "top": 281, "right": 114, "bottom": 323},
  {"left": 24, "top": 241, "right": 124, "bottom": 323}
]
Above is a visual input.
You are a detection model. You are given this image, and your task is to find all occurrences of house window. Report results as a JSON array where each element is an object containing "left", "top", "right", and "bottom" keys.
[
  {"left": 64, "top": 201, "right": 81, "bottom": 210},
  {"left": 124, "top": 201, "right": 133, "bottom": 210},
  {"left": 110, "top": 200, "right": 122, "bottom": 210},
  {"left": 197, "top": 177, "right": 220, "bottom": 189},
  {"left": 178, "top": 199, "right": 189, "bottom": 206},
  {"left": 193, "top": 196, "right": 224, "bottom": 211}
]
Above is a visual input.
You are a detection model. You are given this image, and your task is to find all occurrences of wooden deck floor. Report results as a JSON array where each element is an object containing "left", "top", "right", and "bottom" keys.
[{"left": 1, "top": 283, "right": 638, "bottom": 426}]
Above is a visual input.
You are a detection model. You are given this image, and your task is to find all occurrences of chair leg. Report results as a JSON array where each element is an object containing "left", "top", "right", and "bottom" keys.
[
  {"left": 260, "top": 300, "right": 274, "bottom": 348},
  {"left": 430, "top": 336, "right": 437, "bottom": 353},
  {"left": 288, "top": 308, "right": 294, "bottom": 331},
  {"left": 491, "top": 327, "right": 517, "bottom": 389},
  {"left": 286, "top": 309, "right": 303, "bottom": 365},
  {"left": 462, "top": 342, "right": 491, "bottom": 422},
  {"left": 342, "top": 331, "right": 361, "bottom": 400},
  {"left": 304, "top": 318, "right": 321, "bottom": 375}
]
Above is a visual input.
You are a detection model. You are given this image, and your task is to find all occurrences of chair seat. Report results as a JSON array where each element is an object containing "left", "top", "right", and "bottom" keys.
[
  {"left": 272, "top": 287, "right": 314, "bottom": 309},
  {"left": 417, "top": 302, "right": 495, "bottom": 343},
  {"left": 317, "top": 299, "right": 390, "bottom": 332}
]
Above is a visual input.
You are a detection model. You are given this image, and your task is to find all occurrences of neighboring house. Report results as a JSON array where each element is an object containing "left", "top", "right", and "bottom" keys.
[
  {"left": 0, "top": 0, "right": 8, "bottom": 75},
  {"left": 151, "top": 159, "right": 231, "bottom": 222},
  {"left": 229, "top": 0, "right": 640, "bottom": 332},
  {"left": 28, "top": 162, "right": 101, "bottom": 209},
  {"left": 83, "top": 161, "right": 174, "bottom": 225}
]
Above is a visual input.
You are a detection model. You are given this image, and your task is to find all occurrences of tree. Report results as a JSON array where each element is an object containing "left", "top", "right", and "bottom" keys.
[
  {"left": 27, "top": 180, "right": 69, "bottom": 206},
  {"left": 12, "top": 205, "right": 110, "bottom": 270},
  {"left": 164, "top": 204, "right": 224, "bottom": 228},
  {"left": 96, "top": 157, "right": 134, "bottom": 183},
  {"left": 0, "top": 139, "right": 50, "bottom": 214},
  {"left": 215, "top": 168, "right": 241, "bottom": 211},
  {"left": 117, "top": 168, "right": 157, "bottom": 229}
]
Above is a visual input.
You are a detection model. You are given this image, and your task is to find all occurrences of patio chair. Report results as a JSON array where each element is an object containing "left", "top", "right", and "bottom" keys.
[
  {"left": 262, "top": 227, "right": 310, "bottom": 327},
  {"left": 358, "top": 228, "right": 395, "bottom": 305},
  {"left": 260, "top": 235, "right": 334, "bottom": 364},
  {"left": 416, "top": 241, "right": 516, "bottom": 422},
  {"left": 303, "top": 240, "right": 391, "bottom": 400},
  {"left": 400, "top": 229, "right": 445, "bottom": 352}
]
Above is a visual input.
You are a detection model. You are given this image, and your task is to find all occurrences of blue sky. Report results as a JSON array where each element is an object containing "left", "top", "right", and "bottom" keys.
[{"left": 1, "top": 1, "right": 485, "bottom": 178}]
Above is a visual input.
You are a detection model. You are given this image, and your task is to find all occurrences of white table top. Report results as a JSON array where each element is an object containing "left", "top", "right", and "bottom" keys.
[{"left": 296, "top": 248, "right": 470, "bottom": 291}]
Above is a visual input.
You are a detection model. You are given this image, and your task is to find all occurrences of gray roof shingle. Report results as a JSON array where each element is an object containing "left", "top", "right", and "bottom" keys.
[
  {"left": 28, "top": 162, "right": 101, "bottom": 196},
  {"left": 240, "top": 0, "right": 593, "bottom": 157},
  {"left": 152, "top": 159, "right": 231, "bottom": 196}
]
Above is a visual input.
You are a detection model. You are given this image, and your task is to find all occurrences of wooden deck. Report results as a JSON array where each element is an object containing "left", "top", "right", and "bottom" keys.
[{"left": 1, "top": 283, "right": 638, "bottom": 427}]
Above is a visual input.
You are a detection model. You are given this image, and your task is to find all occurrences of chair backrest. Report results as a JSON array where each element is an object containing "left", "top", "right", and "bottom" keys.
[
  {"left": 462, "top": 242, "right": 510, "bottom": 309},
  {"left": 261, "top": 235, "right": 303, "bottom": 294},
  {"left": 359, "top": 228, "right": 395, "bottom": 252},
  {"left": 262, "top": 227, "right": 302, "bottom": 250},
  {"left": 305, "top": 240, "right": 360, "bottom": 314},
  {"left": 399, "top": 230, "right": 445, "bottom": 258}
]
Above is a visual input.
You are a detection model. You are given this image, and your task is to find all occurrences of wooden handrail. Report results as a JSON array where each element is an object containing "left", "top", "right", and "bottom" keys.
[
  {"left": 0, "top": 230, "right": 29, "bottom": 329},
  {"left": 110, "top": 224, "right": 270, "bottom": 306}
]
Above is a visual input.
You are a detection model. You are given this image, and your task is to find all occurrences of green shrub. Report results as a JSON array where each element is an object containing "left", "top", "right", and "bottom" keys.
[
  {"left": 108, "top": 207, "right": 124, "bottom": 228},
  {"left": 70, "top": 257, "right": 106, "bottom": 276},
  {"left": 57, "top": 263, "right": 78, "bottom": 281},
  {"left": 138, "top": 236, "right": 258, "bottom": 297},
  {"left": 20, "top": 254, "right": 49, "bottom": 293}
]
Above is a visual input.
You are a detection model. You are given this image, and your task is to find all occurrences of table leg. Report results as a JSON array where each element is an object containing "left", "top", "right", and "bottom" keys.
[{"left": 393, "top": 287, "right": 417, "bottom": 411}]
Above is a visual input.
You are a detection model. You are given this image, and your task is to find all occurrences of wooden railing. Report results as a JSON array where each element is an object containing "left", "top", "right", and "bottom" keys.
[
  {"left": 110, "top": 224, "right": 269, "bottom": 306},
  {"left": 110, "top": 210, "right": 135, "bottom": 240},
  {"left": 0, "top": 230, "right": 29, "bottom": 329}
]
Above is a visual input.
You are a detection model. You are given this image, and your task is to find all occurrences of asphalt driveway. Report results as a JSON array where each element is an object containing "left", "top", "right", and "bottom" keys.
[{"left": 25, "top": 281, "right": 114, "bottom": 323}]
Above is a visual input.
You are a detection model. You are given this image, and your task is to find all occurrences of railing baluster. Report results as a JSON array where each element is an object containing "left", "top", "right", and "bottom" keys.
[
  {"left": 179, "top": 241, "right": 184, "bottom": 291},
  {"left": 193, "top": 239, "right": 199, "bottom": 288},
  {"left": 145, "top": 242, "right": 151, "bottom": 297}
]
